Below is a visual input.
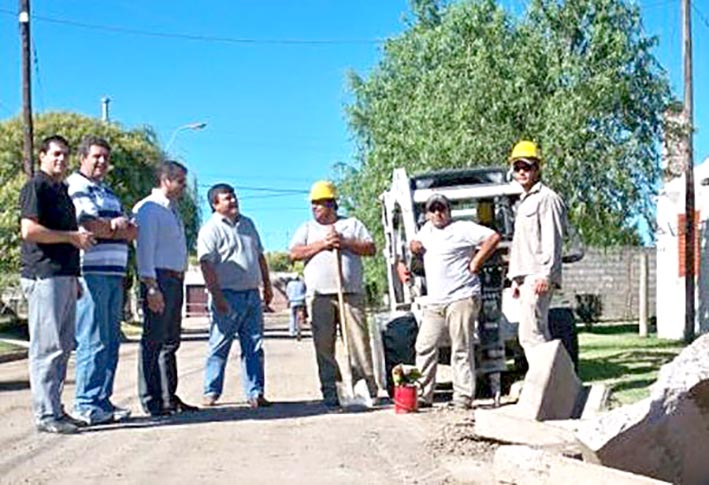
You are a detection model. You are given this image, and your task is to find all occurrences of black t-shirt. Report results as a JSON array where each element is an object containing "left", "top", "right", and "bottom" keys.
[{"left": 19, "top": 171, "right": 80, "bottom": 278}]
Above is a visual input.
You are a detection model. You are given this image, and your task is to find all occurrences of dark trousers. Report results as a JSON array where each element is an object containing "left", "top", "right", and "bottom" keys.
[{"left": 138, "top": 269, "right": 184, "bottom": 414}]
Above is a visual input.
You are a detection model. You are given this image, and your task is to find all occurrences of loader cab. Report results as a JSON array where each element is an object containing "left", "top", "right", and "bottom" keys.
[{"left": 380, "top": 167, "right": 522, "bottom": 313}]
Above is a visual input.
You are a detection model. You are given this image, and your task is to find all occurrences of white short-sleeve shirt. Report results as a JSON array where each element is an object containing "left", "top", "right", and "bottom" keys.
[
  {"left": 289, "top": 216, "right": 372, "bottom": 295},
  {"left": 413, "top": 220, "right": 495, "bottom": 304}
]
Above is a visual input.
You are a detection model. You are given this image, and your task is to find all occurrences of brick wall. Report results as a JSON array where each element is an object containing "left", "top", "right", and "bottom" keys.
[{"left": 553, "top": 247, "right": 656, "bottom": 322}]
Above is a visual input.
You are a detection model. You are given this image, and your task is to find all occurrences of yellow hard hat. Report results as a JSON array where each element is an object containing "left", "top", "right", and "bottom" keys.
[
  {"left": 309, "top": 180, "right": 337, "bottom": 201},
  {"left": 509, "top": 140, "right": 541, "bottom": 164}
]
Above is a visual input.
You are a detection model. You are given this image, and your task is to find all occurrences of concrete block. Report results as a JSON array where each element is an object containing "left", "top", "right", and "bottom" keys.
[
  {"left": 580, "top": 383, "right": 610, "bottom": 419},
  {"left": 576, "top": 334, "right": 709, "bottom": 484},
  {"left": 493, "top": 445, "right": 670, "bottom": 485},
  {"left": 474, "top": 407, "right": 578, "bottom": 449},
  {"left": 517, "top": 339, "right": 582, "bottom": 420}
]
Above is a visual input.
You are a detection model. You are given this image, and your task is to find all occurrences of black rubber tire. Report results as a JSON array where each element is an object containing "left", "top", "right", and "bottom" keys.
[
  {"left": 381, "top": 314, "right": 419, "bottom": 397},
  {"left": 548, "top": 307, "right": 579, "bottom": 370}
]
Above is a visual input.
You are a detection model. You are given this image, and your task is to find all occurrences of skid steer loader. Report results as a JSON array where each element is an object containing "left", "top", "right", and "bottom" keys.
[{"left": 376, "top": 167, "right": 581, "bottom": 404}]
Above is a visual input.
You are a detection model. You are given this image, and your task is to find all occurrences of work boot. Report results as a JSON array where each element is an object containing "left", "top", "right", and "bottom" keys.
[
  {"left": 449, "top": 398, "right": 472, "bottom": 410},
  {"left": 167, "top": 395, "right": 199, "bottom": 414},
  {"left": 248, "top": 395, "right": 272, "bottom": 409},
  {"left": 417, "top": 399, "right": 433, "bottom": 409}
]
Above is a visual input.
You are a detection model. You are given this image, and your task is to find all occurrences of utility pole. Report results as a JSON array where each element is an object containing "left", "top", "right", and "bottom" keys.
[
  {"left": 639, "top": 252, "right": 649, "bottom": 338},
  {"left": 682, "top": 0, "right": 695, "bottom": 343},
  {"left": 19, "top": 0, "right": 33, "bottom": 178},
  {"left": 101, "top": 96, "right": 111, "bottom": 122}
]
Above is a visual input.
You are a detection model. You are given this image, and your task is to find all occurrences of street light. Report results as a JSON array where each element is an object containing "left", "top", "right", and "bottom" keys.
[{"left": 165, "top": 121, "right": 207, "bottom": 152}]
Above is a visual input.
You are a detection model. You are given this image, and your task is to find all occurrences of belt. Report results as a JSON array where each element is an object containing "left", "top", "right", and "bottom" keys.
[{"left": 157, "top": 268, "right": 184, "bottom": 281}]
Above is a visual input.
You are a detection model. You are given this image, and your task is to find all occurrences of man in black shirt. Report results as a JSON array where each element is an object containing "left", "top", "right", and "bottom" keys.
[{"left": 19, "top": 135, "right": 95, "bottom": 434}]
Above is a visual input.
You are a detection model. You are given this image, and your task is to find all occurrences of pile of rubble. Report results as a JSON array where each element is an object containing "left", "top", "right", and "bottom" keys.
[{"left": 458, "top": 336, "right": 709, "bottom": 484}]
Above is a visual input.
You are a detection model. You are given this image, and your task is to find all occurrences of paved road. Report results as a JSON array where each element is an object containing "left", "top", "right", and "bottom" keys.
[{"left": 0, "top": 314, "right": 477, "bottom": 484}]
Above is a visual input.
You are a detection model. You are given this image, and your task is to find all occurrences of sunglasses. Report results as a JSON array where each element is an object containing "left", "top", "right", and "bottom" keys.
[
  {"left": 311, "top": 199, "right": 335, "bottom": 208},
  {"left": 513, "top": 163, "right": 537, "bottom": 173},
  {"left": 427, "top": 204, "right": 449, "bottom": 213}
]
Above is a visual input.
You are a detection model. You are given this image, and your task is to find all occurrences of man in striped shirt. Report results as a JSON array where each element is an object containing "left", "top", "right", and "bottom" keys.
[{"left": 66, "top": 136, "right": 137, "bottom": 425}]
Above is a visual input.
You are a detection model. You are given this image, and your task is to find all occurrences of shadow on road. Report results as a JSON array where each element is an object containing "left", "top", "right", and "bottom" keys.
[
  {"left": 79, "top": 400, "right": 383, "bottom": 433},
  {"left": 0, "top": 379, "right": 30, "bottom": 392}
]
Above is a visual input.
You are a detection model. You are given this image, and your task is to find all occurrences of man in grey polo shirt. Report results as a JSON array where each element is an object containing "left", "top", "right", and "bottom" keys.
[{"left": 198, "top": 183, "right": 273, "bottom": 408}]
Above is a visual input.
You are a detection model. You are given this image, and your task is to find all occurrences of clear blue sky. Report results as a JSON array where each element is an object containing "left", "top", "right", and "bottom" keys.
[{"left": 0, "top": 0, "right": 706, "bottom": 251}]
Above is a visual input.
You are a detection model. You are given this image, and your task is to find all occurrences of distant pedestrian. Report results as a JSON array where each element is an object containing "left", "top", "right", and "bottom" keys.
[
  {"left": 19, "top": 135, "right": 95, "bottom": 434},
  {"left": 289, "top": 180, "right": 379, "bottom": 408},
  {"left": 408, "top": 194, "right": 500, "bottom": 409},
  {"left": 133, "top": 161, "right": 197, "bottom": 416},
  {"left": 507, "top": 140, "right": 567, "bottom": 355},
  {"left": 285, "top": 276, "right": 307, "bottom": 339},
  {"left": 198, "top": 183, "right": 273, "bottom": 408},
  {"left": 66, "top": 136, "right": 138, "bottom": 425}
]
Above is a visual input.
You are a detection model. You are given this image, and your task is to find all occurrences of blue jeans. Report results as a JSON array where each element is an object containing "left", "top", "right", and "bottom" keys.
[
  {"left": 204, "top": 289, "right": 265, "bottom": 400},
  {"left": 289, "top": 302, "right": 305, "bottom": 336},
  {"left": 21, "top": 276, "right": 77, "bottom": 423},
  {"left": 74, "top": 274, "right": 124, "bottom": 415}
]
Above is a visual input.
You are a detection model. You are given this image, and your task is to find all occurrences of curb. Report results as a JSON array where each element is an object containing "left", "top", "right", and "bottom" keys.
[{"left": 0, "top": 350, "right": 28, "bottom": 364}]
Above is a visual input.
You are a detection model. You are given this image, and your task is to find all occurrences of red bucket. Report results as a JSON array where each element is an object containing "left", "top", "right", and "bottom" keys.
[{"left": 394, "top": 385, "right": 418, "bottom": 414}]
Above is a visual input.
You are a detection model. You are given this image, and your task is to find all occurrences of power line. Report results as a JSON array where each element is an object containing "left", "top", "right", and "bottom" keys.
[
  {"left": 199, "top": 172, "right": 314, "bottom": 183},
  {"left": 642, "top": 0, "right": 676, "bottom": 8},
  {"left": 0, "top": 8, "right": 384, "bottom": 46},
  {"left": 0, "top": 99, "right": 13, "bottom": 115},
  {"left": 239, "top": 193, "right": 308, "bottom": 201},
  {"left": 692, "top": 3, "right": 709, "bottom": 31},
  {"left": 196, "top": 183, "right": 309, "bottom": 198}
]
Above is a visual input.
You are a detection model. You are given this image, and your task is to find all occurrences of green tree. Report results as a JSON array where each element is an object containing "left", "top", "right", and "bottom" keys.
[
  {"left": 0, "top": 112, "right": 201, "bottom": 279},
  {"left": 266, "top": 251, "right": 293, "bottom": 272},
  {"left": 342, "top": 0, "right": 671, "bottom": 298}
]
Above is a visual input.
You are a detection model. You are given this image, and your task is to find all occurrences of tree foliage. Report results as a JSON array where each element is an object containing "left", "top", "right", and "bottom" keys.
[
  {"left": 266, "top": 251, "right": 293, "bottom": 272},
  {"left": 0, "top": 112, "right": 200, "bottom": 277},
  {"left": 342, "top": 0, "right": 671, "bottom": 297},
  {"left": 266, "top": 251, "right": 304, "bottom": 274}
]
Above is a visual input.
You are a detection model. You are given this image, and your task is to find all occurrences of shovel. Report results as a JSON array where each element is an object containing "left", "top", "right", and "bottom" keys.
[{"left": 334, "top": 247, "right": 373, "bottom": 409}]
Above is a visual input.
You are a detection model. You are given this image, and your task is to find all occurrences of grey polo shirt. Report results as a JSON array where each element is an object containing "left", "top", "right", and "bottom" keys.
[{"left": 197, "top": 212, "right": 264, "bottom": 292}]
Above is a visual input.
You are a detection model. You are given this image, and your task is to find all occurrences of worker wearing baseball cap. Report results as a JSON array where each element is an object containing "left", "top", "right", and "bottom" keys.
[
  {"left": 410, "top": 193, "right": 501, "bottom": 409},
  {"left": 507, "top": 141, "right": 567, "bottom": 355}
]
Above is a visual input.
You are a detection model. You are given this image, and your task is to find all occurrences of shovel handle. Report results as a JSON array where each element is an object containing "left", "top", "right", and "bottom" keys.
[{"left": 334, "top": 248, "right": 351, "bottom": 357}]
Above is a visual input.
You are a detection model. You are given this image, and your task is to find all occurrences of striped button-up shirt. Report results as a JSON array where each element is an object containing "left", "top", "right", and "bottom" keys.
[
  {"left": 133, "top": 188, "right": 188, "bottom": 279},
  {"left": 66, "top": 171, "right": 128, "bottom": 276}
]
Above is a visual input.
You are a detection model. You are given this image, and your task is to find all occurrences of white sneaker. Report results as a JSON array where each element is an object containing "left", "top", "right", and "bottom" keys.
[{"left": 69, "top": 407, "right": 114, "bottom": 426}]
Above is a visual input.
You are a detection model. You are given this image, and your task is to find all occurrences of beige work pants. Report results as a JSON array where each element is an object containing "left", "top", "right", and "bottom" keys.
[
  {"left": 307, "top": 293, "right": 377, "bottom": 401},
  {"left": 415, "top": 296, "right": 481, "bottom": 406},
  {"left": 518, "top": 276, "right": 553, "bottom": 354}
]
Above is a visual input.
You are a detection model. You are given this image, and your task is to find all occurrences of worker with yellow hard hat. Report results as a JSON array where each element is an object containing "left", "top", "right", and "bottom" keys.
[
  {"left": 507, "top": 140, "right": 567, "bottom": 355},
  {"left": 308, "top": 180, "right": 337, "bottom": 202},
  {"left": 289, "top": 180, "right": 381, "bottom": 408}
]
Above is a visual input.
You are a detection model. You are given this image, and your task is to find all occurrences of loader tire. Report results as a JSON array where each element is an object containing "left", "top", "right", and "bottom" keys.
[{"left": 381, "top": 314, "right": 418, "bottom": 397}]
